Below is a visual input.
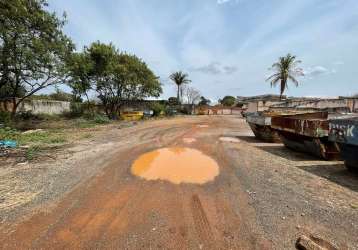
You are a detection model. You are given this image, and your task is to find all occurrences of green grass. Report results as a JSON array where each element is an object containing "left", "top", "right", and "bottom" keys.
[
  {"left": 0, "top": 127, "right": 67, "bottom": 146},
  {"left": 25, "top": 146, "right": 41, "bottom": 160},
  {"left": 1, "top": 113, "right": 114, "bottom": 161}
]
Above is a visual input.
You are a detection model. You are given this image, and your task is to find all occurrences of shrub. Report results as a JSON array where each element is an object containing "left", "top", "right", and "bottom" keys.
[
  {"left": 25, "top": 146, "right": 40, "bottom": 160},
  {"left": 16, "top": 111, "right": 36, "bottom": 120},
  {"left": 69, "top": 102, "right": 85, "bottom": 117},
  {"left": 93, "top": 114, "right": 110, "bottom": 124},
  {"left": 0, "top": 111, "right": 12, "bottom": 125},
  {"left": 0, "top": 127, "right": 19, "bottom": 140},
  {"left": 151, "top": 102, "right": 166, "bottom": 116},
  {"left": 165, "top": 107, "right": 177, "bottom": 116}
]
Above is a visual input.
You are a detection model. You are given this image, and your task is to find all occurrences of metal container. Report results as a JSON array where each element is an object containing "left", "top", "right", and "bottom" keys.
[
  {"left": 271, "top": 112, "right": 340, "bottom": 160},
  {"left": 246, "top": 111, "right": 320, "bottom": 143},
  {"left": 329, "top": 116, "right": 358, "bottom": 170},
  {"left": 246, "top": 112, "right": 281, "bottom": 142}
]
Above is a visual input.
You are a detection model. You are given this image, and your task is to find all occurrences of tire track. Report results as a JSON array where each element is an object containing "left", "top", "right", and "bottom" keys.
[{"left": 190, "top": 194, "right": 216, "bottom": 249}]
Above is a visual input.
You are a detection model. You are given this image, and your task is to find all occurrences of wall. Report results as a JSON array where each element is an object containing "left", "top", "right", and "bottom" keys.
[
  {"left": 247, "top": 102, "right": 258, "bottom": 112},
  {"left": 246, "top": 100, "right": 283, "bottom": 112},
  {"left": 271, "top": 98, "right": 358, "bottom": 113},
  {"left": 195, "top": 106, "right": 243, "bottom": 116},
  {"left": 0, "top": 99, "right": 70, "bottom": 115}
]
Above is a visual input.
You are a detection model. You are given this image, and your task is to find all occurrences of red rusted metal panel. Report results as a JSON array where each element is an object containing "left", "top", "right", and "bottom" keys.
[
  {"left": 246, "top": 111, "right": 325, "bottom": 143},
  {"left": 271, "top": 112, "right": 328, "bottom": 138},
  {"left": 270, "top": 112, "right": 340, "bottom": 160}
]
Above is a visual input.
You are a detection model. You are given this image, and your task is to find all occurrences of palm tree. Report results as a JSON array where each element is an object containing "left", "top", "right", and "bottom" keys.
[
  {"left": 169, "top": 71, "right": 191, "bottom": 103},
  {"left": 266, "top": 53, "right": 304, "bottom": 99}
]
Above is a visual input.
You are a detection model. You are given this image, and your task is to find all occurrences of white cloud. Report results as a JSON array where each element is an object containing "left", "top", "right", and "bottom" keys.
[
  {"left": 217, "top": 0, "right": 232, "bottom": 4},
  {"left": 217, "top": 0, "right": 242, "bottom": 5},
  {"left": 304, "top": 66, "right": 336, "bottom": 78},
  {"left": 191, "top": 62, "right": 238, "bottom": 75}
]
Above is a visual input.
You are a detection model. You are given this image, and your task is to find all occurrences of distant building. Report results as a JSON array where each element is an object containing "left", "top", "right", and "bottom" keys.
[{"left": 236, "top": 94, "right": 286, "bottom": 112}]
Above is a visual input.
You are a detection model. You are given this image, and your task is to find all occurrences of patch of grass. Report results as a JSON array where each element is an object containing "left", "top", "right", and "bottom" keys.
[
  {"left": 73, "top": 115, "right": 110, "bottom": 128},
  {"left": 19, "top": 131, "right": 67, "bottom": 146},
  {"left": 25, "top": 146, "right": 41, "bottom": 161},
  {"left": 93, "top": 114, "right": 110, "bottom": 124},
  {"left": 0, "top": 127, "right": 67, "bottom": 147},
  {"left": 75, "top": 119, "right": 98, "bottom": 128}
]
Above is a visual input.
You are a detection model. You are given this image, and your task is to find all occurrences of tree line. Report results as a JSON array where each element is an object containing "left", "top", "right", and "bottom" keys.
[{"left": 0, "top": 0, "right": 162, "bottom": 119}]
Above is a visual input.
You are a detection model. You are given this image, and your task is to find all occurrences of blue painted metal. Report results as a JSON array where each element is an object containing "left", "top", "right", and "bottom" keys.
[
  {"left": 329, "top": 117, "right": 358, "bottom": 146},
  {"left": 329, "top": 116, "right": 358, "bottom": 170}
]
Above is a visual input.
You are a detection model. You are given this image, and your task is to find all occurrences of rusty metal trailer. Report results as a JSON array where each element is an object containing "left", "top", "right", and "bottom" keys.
[
  {"left": 246, "top": 112, "right": 281, "bottom": 142},
  {"left": 271, "top": 112, "right": 340, "bottom": 160},
  {"left": 329, "top": 116, "right": 358, "bottom": 170},
  {"left": 246, "top": 111, "right": 323, "bottom": 143}
]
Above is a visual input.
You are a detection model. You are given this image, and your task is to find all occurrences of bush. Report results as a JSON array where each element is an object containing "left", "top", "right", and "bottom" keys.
[
  {"left": 93, "top": 114, "right": 110, "bottom": 124},
  {"left": 0, "top": 111, "right": 12, "bottom": 125},
  {"left": 25, "top": 146, "right": 41, "bottom": 160},
  {"left": 0, "top": 127, "right": 19, "bottom": 140},
  {"left": 66, "top": 102, "right": 85, "bottom": 118},
  {"left": 165, "top": 107, "right": 177, "bottom": 116},
  {"left": 16, "top": 111, "right": 36, "bottom": 120},
  {"left": 151, "top": 102, "right": 166, "bottom": 116},
  {"left": 180, "top": 106, "right": 193, "bottom": 115}
]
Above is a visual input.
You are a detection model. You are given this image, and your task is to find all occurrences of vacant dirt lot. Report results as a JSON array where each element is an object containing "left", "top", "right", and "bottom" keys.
[{"left": 0, "top": 116, "right": 357, "bottom": 249}]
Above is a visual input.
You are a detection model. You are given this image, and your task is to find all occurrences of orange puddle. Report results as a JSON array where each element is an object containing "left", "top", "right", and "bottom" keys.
[{"left": 131, "top": 147, "right": 219, "bottom": 184}]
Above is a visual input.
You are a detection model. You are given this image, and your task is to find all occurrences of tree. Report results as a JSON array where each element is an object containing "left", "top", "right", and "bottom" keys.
[
  {"left": 0, "top": 0, "right": 74, "bottom": 116},
  {"left": 29, "top": 89, "right": 73, "bottom": 102},
  {"left": 0, "top": 84, "right": 25, "bottom": 99},
  {"left": 219, "top": 96, "right": 236, "bottom": 106},
  {"left": 183, "top": 86, "right": 201, "bottom": 105},
  {"left": 168, "top": 97, "right": 179, "bottom": 106},
  {"left": 198, "top": 96, "right": 211, "bottom": 106},
  {"left": 66, "top": 51, "right": 93, "bottom": 104},
  {"left": 83, "top": 42, "right": 162, "bottom": 119},
  {"left": 266, "top": 53, "right": 304, "bottom": 99},
  {"left": 182, "top": 86, "right": 201, "bottom": 114},
  {"left": 169, "top": 71, "right": 191, "bottom": 104},
  {"left": 48, "top": 88, "right": 73, "bottom": 102}
]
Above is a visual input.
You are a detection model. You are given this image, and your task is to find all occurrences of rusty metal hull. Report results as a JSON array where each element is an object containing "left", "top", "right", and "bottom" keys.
[
  {"left": 246, "top": 111, "right": 323, "bottom": 143},
  {"left": 248, "top": 123, "right": 281, "bottom": 143},
  {"left": 278, "top": 131, "right": 340, "bottom": 160},
  {"left": 271, "top": 112, "right": 329, "bottom": 137},
  {"left": 329, "top": 117, "right": 358, "bottom": 169},
  {"left": 271, "top": 112, "right": 340, "bottom": 160}
]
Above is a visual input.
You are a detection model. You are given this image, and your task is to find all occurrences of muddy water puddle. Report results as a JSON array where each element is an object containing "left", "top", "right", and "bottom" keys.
[{"left": 131, "top": 147, "right": 219, "bottom": 184}]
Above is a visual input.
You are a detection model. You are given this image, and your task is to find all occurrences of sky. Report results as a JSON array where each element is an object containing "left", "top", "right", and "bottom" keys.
[{"left": 48, "top": 0, "right": 358, "bottom": 101}]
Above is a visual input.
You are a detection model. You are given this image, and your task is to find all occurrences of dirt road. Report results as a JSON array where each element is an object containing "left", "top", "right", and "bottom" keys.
[{"left": 0, "top": 116, "right": 357, "bottom": 249}]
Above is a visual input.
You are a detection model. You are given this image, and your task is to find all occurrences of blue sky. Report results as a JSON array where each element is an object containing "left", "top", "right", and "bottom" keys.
[{"left": 48, "top": 0, "right": 358, "bottom": 100}]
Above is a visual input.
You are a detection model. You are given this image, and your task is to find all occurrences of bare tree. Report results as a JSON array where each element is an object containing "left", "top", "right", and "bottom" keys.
[
  {"left": 182, "top": 86, "right": 200, "bottom": 105},
  {"left": 182, "top": 86, "right": 201, "bottom": 114}
]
